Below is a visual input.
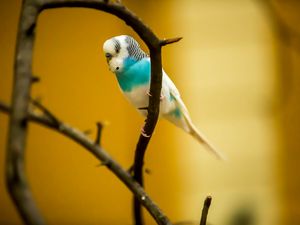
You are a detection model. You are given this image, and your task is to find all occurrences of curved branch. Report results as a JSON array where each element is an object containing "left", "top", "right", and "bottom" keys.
[
  {"left": 0, "top": 101, "right": 171, "bottom": 225},
  {"left": 38, "top": 0, "right": 161, "bottom": 49}
]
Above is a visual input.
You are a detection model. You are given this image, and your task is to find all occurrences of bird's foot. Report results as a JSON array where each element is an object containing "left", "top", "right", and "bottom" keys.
[
  {"left": 146, "top": 91, "right": 164, "bottom": 101},
  {"left": 146, "top": 90, "right": 152, "bottom": 97},
  {"left": 141, "top": 126, "right": 151, "bottom": 138}
]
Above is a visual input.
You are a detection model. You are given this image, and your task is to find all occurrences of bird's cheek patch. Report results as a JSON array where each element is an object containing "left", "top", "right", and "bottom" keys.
[{"left": 109, "top": 60, "right": 122, "bottom": 73}]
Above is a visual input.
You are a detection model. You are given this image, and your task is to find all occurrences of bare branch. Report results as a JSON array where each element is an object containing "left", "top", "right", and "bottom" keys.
[
  {"left": 30, "top": 98, "right": 60, "bottom": 127},
  {"left": 133, "top": 135, "right": 150, "bottom": 224},
  {"left": 0, "top": 101, "right": 171, "bottom": 225},
  {"left": 200, "top": 196, "right": 212, "bottom": 225},
  {"left": 160, "top": 37, "right": 183, "bottom": 46},
  {"left": 5, "top": 0, "right": 45, "bottom": 224},
  {"left": 132, "top": 46, "right": 165, "bottom": 224}
]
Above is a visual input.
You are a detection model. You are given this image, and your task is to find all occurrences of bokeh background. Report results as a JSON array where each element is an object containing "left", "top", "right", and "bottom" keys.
[{"left": 0, "top": 0, "right": 299, "bottom": 224}]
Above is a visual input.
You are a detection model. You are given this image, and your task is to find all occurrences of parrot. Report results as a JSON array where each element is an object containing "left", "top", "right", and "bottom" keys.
[{"left": 103, "top": 35, "right": 224, "bottom": 160}]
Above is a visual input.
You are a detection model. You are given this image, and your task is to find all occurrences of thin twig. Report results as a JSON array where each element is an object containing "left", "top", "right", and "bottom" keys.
[
  {"left": 200, "top": 196, "right": 212, "bottom": 225},
  {"left": 95, "top": 122, "right": 103, "bottom": 145},
  {"left": 30, "top": 98, "right": 60, "bottom": 126},
  {"left": 160, "top": 37, "right": 183, "bottom": 46},
  {"left": 31, "top": 76, "right": 41, "bottom": 83},
  {"left": 0, "top": 101, "right": 172, "bottom": 225}
]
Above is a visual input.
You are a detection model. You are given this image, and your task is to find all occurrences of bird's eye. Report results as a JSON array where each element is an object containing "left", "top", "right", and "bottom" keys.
[{"left": 105, "top": 53, "right": 112, "bottom": 59}]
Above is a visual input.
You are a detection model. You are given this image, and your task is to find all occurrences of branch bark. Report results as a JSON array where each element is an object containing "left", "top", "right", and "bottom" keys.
[{"left": 5, "top": 0, "right": 45, "bottom": 224}]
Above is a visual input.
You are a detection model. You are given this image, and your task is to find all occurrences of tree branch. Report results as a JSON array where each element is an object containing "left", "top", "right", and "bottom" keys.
[
  {"left": 5, "top": 0, "right": 45, "bottom": 224},
  {"left": 200, "top": 196, "right": 212, "bottom": 225},
  {"left": 30, "top": 98, "right": 60, "bottom": 126},
  {"left": 0, "top": 101, "right": 172, "bottom": 225}
]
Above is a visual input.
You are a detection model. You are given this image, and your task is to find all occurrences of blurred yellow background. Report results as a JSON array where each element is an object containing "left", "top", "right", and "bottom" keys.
[{"left": 0, "top": 0, "right": 299, "bottom": 225}]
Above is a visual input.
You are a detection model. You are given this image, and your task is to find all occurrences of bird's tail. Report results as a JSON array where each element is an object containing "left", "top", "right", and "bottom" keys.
[
  {"left": 167, "top": 91, "right": 226, "bottom": 160},
  {"left": 183, "top": 115, "right": 226, "bottom": 160}
]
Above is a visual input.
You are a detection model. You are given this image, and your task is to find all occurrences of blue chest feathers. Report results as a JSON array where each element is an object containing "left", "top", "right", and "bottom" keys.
[{"left": 116, "top": 57, "right": 150, "bottom": 92}]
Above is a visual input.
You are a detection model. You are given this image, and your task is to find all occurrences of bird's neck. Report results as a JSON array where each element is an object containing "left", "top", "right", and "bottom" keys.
[{"left": 115, "top": 57, "right": 150, "bottom": 92}]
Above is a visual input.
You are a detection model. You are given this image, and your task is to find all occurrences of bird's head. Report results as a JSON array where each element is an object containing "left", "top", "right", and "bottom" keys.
[{"left": 103, "top": 35, "right": 147, "bottom": 74}]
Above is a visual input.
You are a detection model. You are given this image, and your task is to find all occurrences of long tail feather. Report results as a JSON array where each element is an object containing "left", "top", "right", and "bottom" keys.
[
  {"left": 187, "top": 121, "right": 226, "bottom": 160},
  {"left": 166, "top": 89, "right": 226, "bottom": 160}
]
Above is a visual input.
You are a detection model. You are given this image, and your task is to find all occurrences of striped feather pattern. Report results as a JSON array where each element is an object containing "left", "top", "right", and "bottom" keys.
[{"left": 125, "top": 36, "right": 148, "bottom": 61}]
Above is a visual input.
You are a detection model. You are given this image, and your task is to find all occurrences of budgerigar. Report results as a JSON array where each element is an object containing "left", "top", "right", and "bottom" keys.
[{"left": 103, "top": 35, "right": 224, "bottom": 159}]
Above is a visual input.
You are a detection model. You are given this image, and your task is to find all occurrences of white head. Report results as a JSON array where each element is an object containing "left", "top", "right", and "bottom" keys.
[{"left": 103, "top": 35, "right": 147, "bottom": 73}]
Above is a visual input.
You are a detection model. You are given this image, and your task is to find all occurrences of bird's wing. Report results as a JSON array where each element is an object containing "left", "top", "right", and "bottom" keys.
[
  {"left": 162, "top": 69, "right": 180, "bottom": 97},
  {"left": 162, "top": 71, "right": 190, "bottom": 117}
]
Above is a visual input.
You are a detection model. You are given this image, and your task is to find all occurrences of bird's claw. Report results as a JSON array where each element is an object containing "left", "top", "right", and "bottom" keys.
[
  {"left": 141, "top": 127, "right": 151, "bottom": 138},
  {"left": 147, "top": 91, "right": 164, "bottom": 101},
  {"left": 146, "top": 91, "right": 152, "bottom": 97}
]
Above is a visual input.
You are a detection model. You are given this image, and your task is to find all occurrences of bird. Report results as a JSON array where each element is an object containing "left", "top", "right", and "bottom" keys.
[{"left": 102, "top": 35, "right": 225, "bottom": 160}]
